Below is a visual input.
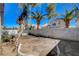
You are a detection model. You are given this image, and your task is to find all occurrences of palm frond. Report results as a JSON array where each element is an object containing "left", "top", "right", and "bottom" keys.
[
  {"left": 29, "top": 3, "right": 37, "bottom": 7},
  {"left": 64, "top": 8, "right": 76, "bottom": 20},
  {"left": 75, "top": 6, "right": 79, "bottom": 17},
  {"left": 31, "top": 12, "right": 37, "bottom": 16},
  {"left": 18, "top": 3, "right": 26, "bottom": 8},
  {"left": 46, "top": 3, "right": 56, "bottom": 19}
]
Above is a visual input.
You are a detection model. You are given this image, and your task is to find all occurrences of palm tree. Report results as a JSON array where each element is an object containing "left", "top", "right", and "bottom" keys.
[
  {"left": 31, "top": 11, "right": 48, "bottom": 30},
  {"left": 60, "top": 7, "right": 78, "bottom": 28},
  {"left": 46, "top": 3, "right": 56, "bottom": 20},
  {"left": 30, "top": 4, "right": 56, "bottom": 30}
]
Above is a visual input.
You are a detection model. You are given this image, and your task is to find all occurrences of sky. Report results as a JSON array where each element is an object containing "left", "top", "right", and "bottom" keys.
[{"left": 3, "top": 3, "right": 79, "bottom": 28}]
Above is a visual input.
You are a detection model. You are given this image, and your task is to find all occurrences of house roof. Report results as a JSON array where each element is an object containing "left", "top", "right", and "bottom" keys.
[{"left": 48, "top": 18, "right": 64, "bottom": 24}]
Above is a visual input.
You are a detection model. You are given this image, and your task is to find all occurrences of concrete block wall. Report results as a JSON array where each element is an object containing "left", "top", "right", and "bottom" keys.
[{"left": 28, "top": 28, "right": 79, "bottom": 41}]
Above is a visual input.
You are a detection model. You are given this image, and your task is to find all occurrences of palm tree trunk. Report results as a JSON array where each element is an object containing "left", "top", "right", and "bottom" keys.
[
  {"left": 36, "top": 19, "right": 40, "bottom": 30},
  {"left": 37, "top": 24, "right": 40, "bottom": 30},
  {"left": 65, "top": 21, "right": 70, "bottom": 28}
]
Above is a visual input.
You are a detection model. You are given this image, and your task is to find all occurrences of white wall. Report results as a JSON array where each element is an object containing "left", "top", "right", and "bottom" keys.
[
  {"left": 3, "top": 30, "right": 18, "bottom": 35},
  {"left": 29, "top": 28, "right": 79, "bottom": 41}
]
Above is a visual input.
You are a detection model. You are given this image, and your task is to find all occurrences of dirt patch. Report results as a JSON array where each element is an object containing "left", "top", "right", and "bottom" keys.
[
  {"left": 0, "top": 42, "right": 17, "bottom": 56},
  {"left": 0, "top": 35, "right": 60, "bottom": 56}
]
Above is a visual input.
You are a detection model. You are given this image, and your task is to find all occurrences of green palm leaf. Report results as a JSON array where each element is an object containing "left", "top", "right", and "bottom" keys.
[{"left": 46, "top": 3, "right": 56, "bottom": 19}]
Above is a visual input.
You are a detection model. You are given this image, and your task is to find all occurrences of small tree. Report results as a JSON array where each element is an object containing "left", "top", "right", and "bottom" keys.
[
  {"left": 1, "top": 31, "right": 13, "bottom": 42},
  {"left": 60, "top": 7, "right": 77, "bottom": 28},
  {"left": 31, "top": 11, "right": 46, "bottom": 30}
]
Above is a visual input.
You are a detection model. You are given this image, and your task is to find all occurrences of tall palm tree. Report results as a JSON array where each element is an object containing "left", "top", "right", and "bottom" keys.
[{"left": 60, "top": 7, "right": 78, "bottom": 28}]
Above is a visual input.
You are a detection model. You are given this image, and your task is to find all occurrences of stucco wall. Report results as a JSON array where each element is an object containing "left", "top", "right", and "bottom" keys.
[{"left": 28, "top": 28, "right": 79, "bottom": 41}]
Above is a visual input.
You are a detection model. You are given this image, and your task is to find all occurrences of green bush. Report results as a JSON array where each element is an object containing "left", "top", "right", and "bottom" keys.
[{"left": 1, "top": 31, "right": 15, "bottom": 42}]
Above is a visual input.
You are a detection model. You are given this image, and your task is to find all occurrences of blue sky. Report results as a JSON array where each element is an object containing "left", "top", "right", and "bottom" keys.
[{"left": 3, "top": 3, "right": 79, "bottom": 28}]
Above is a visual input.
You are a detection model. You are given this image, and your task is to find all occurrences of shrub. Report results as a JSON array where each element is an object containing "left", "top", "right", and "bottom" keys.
[{"left": 1, "top": 31, "right": 15, "bottom": 42}]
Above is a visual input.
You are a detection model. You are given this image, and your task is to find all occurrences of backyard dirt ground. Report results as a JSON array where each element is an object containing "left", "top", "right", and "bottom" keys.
[{"left": 0, "top": 35, "right": 60, "bottom": 56}]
